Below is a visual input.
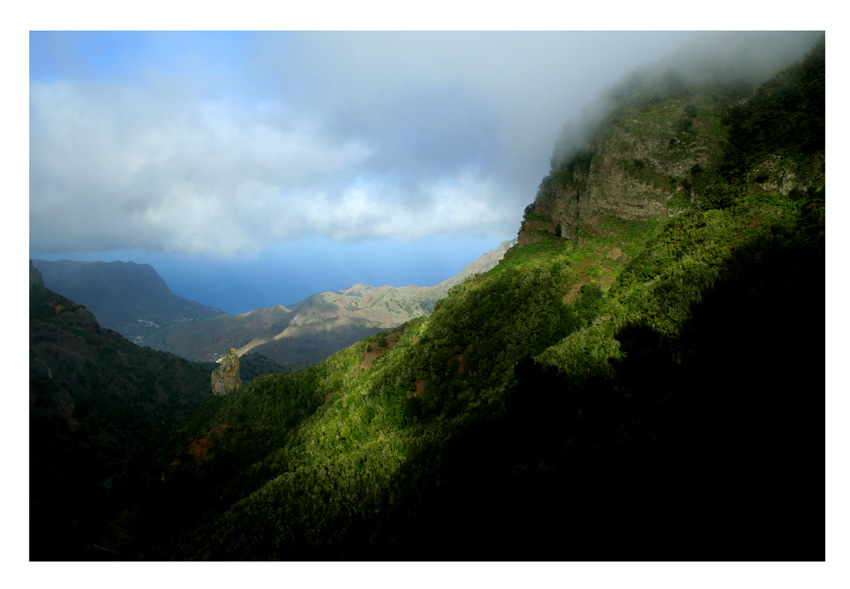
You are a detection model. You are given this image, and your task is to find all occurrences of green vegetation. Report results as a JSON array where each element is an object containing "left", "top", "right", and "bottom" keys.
[
  {"left": 123, "top": 173, "right": 822, "bottom": 559},
  {"left": 701, "top": 37, "right": 825, "bottom": 211},
  {"left": 44, "top": 37, "right": 824, "bottom": 561},
  {"left": 720, "top": 37, "right": 824, "bottom": 181}
]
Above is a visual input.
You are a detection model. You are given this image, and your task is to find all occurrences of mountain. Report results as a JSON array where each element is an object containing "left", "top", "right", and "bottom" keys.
[
  {"left": 141, "top": 304, "right": 295, "bottom": 364},
  {"left": 141, "top": 239, "right": 515, "bottom": 365},
  {"left": 431, "top": 238, "right": 517, "bottom": 289},
  {"left": 47, "top": 35, "right": 825, "bottom": 561},
  {"left": 31, "top": 259, "right": 226, "bottom": 344},
  {"left": 29, "top": 262, "right": 213, "bottom": 559}
]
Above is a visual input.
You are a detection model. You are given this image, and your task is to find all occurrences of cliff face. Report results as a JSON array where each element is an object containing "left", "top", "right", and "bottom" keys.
[
  {"left": 519, "top": 96, "right": 725, "bottom": 246},
  {"left": 519, "top": 33, "right": 825, "bottom": 249},
  {"left": 520, "top": 72, "right": 824, "bottom": 250}
]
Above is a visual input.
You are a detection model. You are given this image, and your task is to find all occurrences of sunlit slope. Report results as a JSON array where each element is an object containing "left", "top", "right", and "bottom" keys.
[{"left": 121, "top": 39, "right": 823, "bottom": 560}]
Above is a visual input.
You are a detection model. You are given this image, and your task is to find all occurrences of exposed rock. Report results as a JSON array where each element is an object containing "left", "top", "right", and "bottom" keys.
[
  {"left": 211, "top": 348, "right": 242, "bottom": 396},
  {"left": 519, "top": 97, "right": 719, "bottom": 244},
  {"left": 606, "top": 246, "right": 623, "bottom": 261}
]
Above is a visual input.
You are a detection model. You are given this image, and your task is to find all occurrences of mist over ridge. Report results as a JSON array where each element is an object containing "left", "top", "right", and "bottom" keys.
[
  {"left": 29, "top": 31, "right": 824, "bottom": 316},
  {"left": 548, "top": 31, "right": 822, "bottom": 174}
]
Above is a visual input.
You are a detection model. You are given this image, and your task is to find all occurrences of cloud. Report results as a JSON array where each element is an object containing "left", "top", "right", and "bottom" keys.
[
  {"left": 548, "top": 31, "right": 824, "bottom": 173},
  {"left": 29, "top": 70, "right": 520, "bottom": 257},
  {"left": 29, "top": 77, "right": 515, "bottom": 256},
  {"left": 30, "top": 80, "right": 373, "bottom": 256},
  {"left": 32, "top": 31, "right": 754, "bottom": 258}
]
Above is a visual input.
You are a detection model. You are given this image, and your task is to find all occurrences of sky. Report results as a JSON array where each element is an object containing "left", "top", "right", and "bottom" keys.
[
  {"left": 28, "top": 29, "right": 829, "bottom": 315},
  {"left": 29, "top": 30, "right": 725, "bottom": 313}
]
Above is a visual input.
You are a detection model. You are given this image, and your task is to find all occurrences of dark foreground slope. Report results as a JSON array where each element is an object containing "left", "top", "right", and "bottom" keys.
[
  {"left": 98, "top": 37, "right": 823, "bottom": 561},
  {"left": 29, "top": 264, "right": 212, "bottom": 560}
]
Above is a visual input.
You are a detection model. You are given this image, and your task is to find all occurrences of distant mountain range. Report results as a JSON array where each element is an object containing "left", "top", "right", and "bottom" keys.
[
  {"left": 30, "top": 34, "right": 824, "bottom": 561},
  {"left": 32, "top": 240, "right": 515, "bottom": 366},
  {"left": 31, "top": 259, "right": 225, "bottom": 344}
]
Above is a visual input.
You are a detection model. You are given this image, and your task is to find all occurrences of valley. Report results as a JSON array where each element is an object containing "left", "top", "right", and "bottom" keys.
[
  {"left": 36, "top": 240, "right": 515, "bottom": 367},
  {"left": 29, "top": 34, "right": 825, "bottom": 561}
]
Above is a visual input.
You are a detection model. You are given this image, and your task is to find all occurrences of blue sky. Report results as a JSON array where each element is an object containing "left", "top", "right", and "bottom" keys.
[{"left": 28, "top": 30, "right": 820, "bottom": 313}]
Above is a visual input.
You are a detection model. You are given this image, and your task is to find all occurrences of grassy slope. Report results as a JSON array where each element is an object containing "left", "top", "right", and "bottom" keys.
[{"left": 120, "top": 41, "right": 824, "bottom": 561}]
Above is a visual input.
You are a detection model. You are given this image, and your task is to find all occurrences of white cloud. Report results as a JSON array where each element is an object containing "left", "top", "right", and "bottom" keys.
[
  {"left": 30, "top": 76, "right": 524, "bottom": 257},
  {"left": 287, "top": 167, "right": 512, "bottom": 243},
  {"left": 30, "top": 32, "right": 736, "bottom": 258},
  {"left": 31, "top": 81, "right": 364, "bottom": 254}
]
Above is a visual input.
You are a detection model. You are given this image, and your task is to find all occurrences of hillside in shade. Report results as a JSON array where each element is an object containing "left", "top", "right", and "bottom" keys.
[{"left": 29, "top": 263, "right": 212, "bottom": 559}]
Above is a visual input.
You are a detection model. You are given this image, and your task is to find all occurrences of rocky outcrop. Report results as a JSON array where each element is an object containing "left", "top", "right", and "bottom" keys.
[
  {"left": 211, "top": 348, "right": 242, "bottom": 396},
  {"left": 519, "top": 97, "right": 722, "bottom": 245}
]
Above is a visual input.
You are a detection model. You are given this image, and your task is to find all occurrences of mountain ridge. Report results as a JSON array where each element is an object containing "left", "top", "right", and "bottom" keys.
[
  {"left": 113, "top": 36, "right": 823, "bottom": 560},
  {"left": 31, "top": 259, "right": 226, "bottom": 344},
  {"left": 140, "top": 239, "right": 515, "bottom": 364},
  {"left": 30, "top": 34, "right": 824, "bottom": 561},
  {"left": 33, "top": 240, "right": 515, "bottom": 367}
]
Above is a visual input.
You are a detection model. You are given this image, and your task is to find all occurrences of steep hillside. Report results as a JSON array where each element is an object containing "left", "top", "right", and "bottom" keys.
[
  {"left": 91, "top": 37, "right": 824, "bottom": 561},
  {"left": 29, "top": 263, "right": 213, "bottom": 559},
  {"left": 143, "top": 240, "right": 514, "bottom": 365},
  {"left": 523, "top": 31, "right": 823, "bottom": 248},
  {"left": 31, "top": 259, "right": 225, "bottom": 343},
  {"left": 523, "top": 94, "right": 724, "bottom": 244}
]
